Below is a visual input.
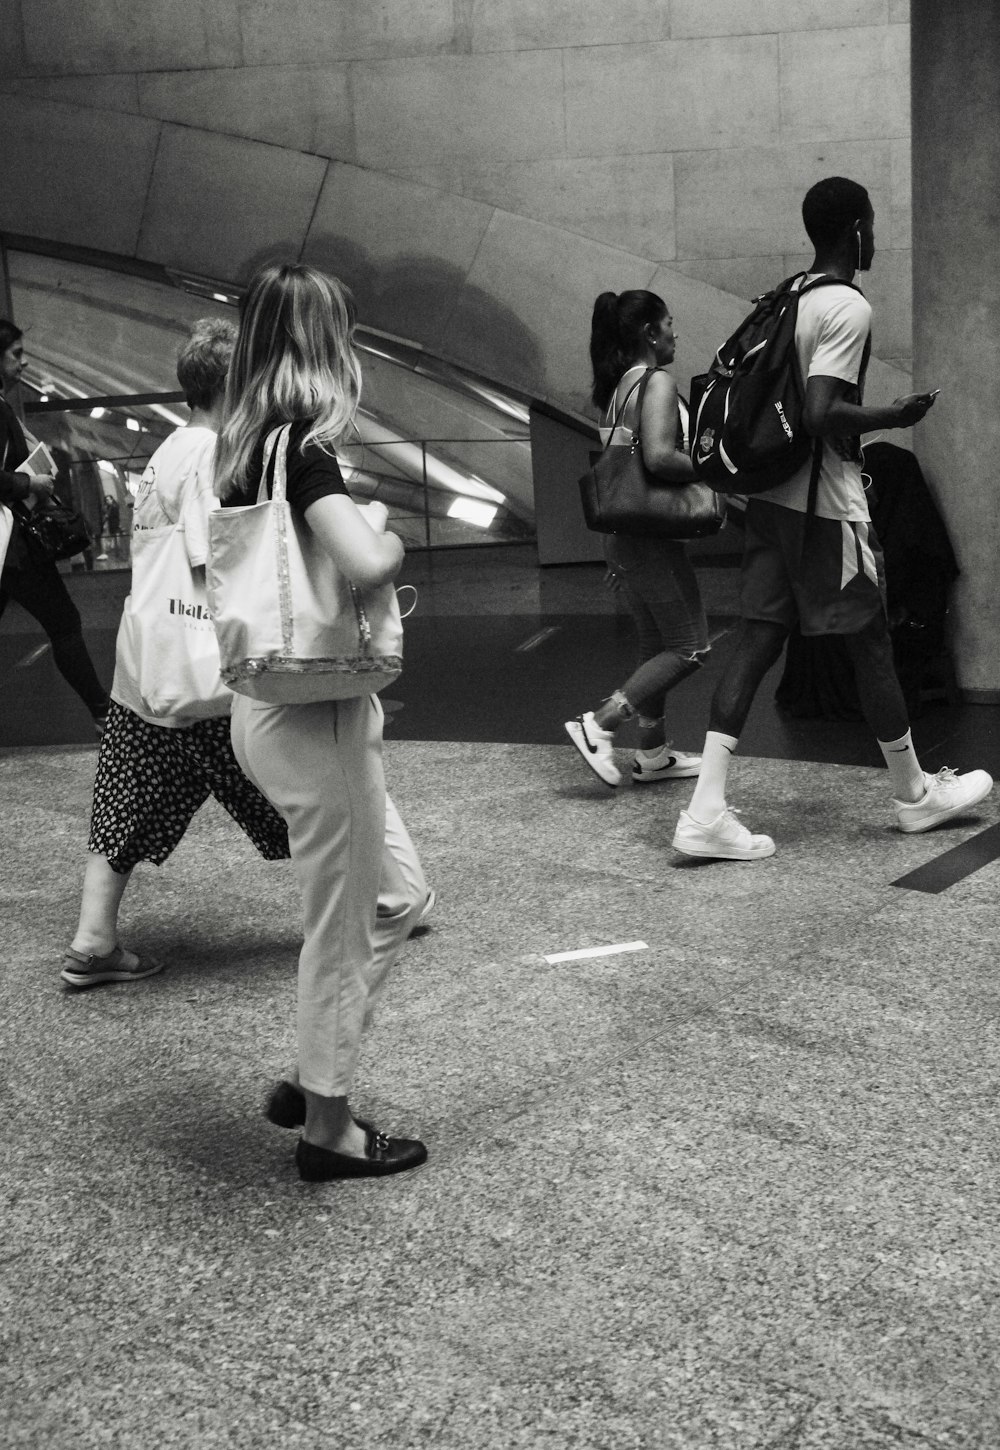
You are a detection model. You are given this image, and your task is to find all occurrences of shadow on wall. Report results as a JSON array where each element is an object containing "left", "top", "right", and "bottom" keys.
[
  {"left": 302, "top": 234, "right": 548, "bottom": 403},
  {"left": 228, "top": 237, "right": 548, "bottom": 406}
]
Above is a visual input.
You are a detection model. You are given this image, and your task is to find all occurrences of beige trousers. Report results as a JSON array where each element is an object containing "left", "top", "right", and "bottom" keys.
[{"left": 231, "top": 692, "right": 424, "bottom": 1096}]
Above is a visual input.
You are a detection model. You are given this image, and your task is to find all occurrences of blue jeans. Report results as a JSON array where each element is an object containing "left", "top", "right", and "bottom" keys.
[{"left": 605, "top": 534, "right": 709, "bottom": 719}]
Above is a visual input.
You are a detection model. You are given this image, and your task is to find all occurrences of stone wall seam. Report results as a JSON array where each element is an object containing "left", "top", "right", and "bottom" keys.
[
  {"left": 450, "top": 203, "right": 502, "bottom": 330},
  {"left": 296, "top": 161, "right": 333, "bottom": 268},
  {"left": 452, "top": 0, "right": 475, "bottom": 55},
  {"left": 134, "top": 120, "right": 166, "bottom": 265},
  {"left": 234, "top": 0, "right": 247, "bottom": 71},
  {"left": 559, "top": 49, "right": 568, "bottom": 158},
  {"left": 430, "top": 216, "right": 497, "bottom": 369}
]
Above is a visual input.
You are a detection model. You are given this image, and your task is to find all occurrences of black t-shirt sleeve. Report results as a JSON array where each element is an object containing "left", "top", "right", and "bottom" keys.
[
  {"left": 230, "top": 420, "right": 350, "bottom": 511},
  {"left": 284, "top": 424, "right": 349, "bottom": 513}
]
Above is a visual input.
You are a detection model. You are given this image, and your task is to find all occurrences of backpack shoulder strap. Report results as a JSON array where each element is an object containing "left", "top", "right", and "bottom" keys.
[
  {"left": 805, "top": 437, "right": 823, "bottom": 520},
  {"left": 798, "top": 273, "right": 864, "bottom": 298}
]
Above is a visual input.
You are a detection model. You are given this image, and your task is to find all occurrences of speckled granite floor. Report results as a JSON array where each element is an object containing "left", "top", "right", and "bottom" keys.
[
  {"left": 3, "top": 733, "right": 1000, "bottom": 1449},
  {"left": 4, "top": 547, "right": 1000, "bottom": 1448}
]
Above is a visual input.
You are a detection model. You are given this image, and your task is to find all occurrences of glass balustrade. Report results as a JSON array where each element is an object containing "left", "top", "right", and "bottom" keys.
[{"left": 3, "top": 244, "right": 536, "bottom": 567}]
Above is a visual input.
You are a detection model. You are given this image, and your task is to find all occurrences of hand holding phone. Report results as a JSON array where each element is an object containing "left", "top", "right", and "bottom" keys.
[{"left": 893, "top": 392, "right": 937, "bottom": 427}]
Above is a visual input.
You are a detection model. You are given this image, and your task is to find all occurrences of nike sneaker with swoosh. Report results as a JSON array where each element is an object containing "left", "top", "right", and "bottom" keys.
[
  {"left": 564, "top": 712, "right": 621, "bottom": 787},
  {"left": 632, "top": 743, "right": 702, "bottom": 783},
  {"left": 894, "top": 766, "right": 993, "bottom": 833}
]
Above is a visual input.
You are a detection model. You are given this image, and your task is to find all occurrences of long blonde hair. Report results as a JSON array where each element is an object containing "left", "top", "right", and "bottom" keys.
[{"left": 214, "top": 263, "right": 362, "bottom": 500}]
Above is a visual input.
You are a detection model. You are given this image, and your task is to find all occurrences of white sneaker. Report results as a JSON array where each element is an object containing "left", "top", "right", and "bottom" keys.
[
  {"left": 632, "top": 744, "right": 702, "bottom": 783},
  {"left": 672, "top": 806, "right": 776, "bottom": 860},
  {"left": 564, "top": 712, "right": 621, "bottom": 787},
  {"left": 894, "top": 766, "right": 993, "bottom": 834}
]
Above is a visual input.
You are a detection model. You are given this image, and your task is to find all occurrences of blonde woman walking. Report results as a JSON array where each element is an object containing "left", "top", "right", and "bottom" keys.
[{"left": 214, "top": 264, "right": 426, "bottom": 1181}]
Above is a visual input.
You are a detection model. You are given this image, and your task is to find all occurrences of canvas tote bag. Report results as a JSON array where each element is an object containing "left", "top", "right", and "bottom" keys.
[
  {"left": 206, "top": 424, "right": 403, "bottom": 704},
  {"left": 0, "top": 505, "right": 13, "bottom": 574},
  {"left": 115, "top": 513, "right": 231, "bottom": 719}
]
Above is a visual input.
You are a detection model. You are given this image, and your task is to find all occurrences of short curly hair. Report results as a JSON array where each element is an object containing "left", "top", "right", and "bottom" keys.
[
  {"left": 802, "top": 177, "right": 871, "bottom": 251},
  {"left": 176, "top": 317, "right": 238, "bottom": 411}
]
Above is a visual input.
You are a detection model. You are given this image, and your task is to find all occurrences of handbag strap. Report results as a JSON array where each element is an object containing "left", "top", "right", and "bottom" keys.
[
  {"left": 258, "top": 423, "right": 295, "bottom": 653},
  {"left": 601, "top": 367, "right": 663, "bottom": 455},
  {"left": 258, "top": 424, "right": 292, "bottom": 505}
]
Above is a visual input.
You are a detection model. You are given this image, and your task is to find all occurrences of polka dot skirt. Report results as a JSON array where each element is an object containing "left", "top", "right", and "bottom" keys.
[{"left": 89, "top": 701, "right": 290, "bottom": 874}]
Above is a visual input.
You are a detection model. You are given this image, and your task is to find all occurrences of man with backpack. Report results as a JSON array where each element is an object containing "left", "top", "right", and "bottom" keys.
[{"left": 672, "top": 175, "right": 992, "bottom": 860}]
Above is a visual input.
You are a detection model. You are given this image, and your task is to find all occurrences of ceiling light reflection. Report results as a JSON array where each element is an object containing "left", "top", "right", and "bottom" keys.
[{"left": 447, "top": 497, "right": 497, "bottom": 529}]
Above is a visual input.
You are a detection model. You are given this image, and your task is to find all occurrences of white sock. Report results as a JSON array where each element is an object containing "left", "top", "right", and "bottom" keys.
[
  {"left": 878, "top": 729, "right": 925, "bottom": 803},
  {"left": 686, "top": 731, "right": 738, "bottom": 822}
]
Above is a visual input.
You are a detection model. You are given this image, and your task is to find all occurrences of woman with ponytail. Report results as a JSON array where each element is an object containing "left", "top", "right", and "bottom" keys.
[
  {"left": 216, "top": 263, "right": 427, "bottom": 1182},
  {"left": 564, "top": 290, "right": 708, "bottom": 788}
]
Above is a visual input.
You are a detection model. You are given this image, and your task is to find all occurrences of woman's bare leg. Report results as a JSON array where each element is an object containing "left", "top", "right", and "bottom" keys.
[{"left": 70, "top": 854, "right": 132, "bottom": 956}]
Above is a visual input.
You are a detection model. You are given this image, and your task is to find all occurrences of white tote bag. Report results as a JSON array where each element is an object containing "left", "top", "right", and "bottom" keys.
[
  {"left": 206, "top": 424, "right": 403, "bottom": 704},
  {"left": 0, "top": 504, "right": 13, "bottom": 574},
  {"left": 116, "top": 518, "right": 231, "bottom": 719}
]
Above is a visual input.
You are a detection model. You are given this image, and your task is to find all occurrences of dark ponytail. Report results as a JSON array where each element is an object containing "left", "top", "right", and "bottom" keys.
[{"left": 589, "top": 290, "right": 666, "bottom": 410}]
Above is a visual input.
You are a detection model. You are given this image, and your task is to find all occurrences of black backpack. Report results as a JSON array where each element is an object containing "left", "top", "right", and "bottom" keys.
[{"left": 688, "top": 273, "right": 860, "bottom": 496}]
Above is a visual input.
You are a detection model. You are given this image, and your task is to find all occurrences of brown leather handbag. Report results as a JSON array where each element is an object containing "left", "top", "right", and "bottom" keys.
[{"left": 579, "top": 368, "right": 725, "bottom": 539}]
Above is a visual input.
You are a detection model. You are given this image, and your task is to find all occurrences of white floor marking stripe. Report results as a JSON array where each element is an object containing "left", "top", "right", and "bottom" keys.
[
  {"left": 515, "top": 626, "right": 561, "bottom": 653},
  {"left": 16, "top": 643, "right": 52, "bottom": 669},
  {"left": 544, "top": 940, "right": 648, "bottom": 964}
]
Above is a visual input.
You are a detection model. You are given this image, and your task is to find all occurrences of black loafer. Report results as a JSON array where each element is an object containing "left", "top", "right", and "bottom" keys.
[
  {"left": 296, "top": 1128, "right": 428, "bottom": 1181},
  {"left": 264, "top": 1079, "right": 375, "bottom": 1136}
]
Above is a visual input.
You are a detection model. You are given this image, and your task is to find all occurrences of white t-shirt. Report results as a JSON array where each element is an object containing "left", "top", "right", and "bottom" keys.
[
  {"left": 754, "top": 276, "right": 872, "bottom": 521},
  {"left": 130, "top": 425, "right": 216, "bottom": 563},
  {"left": 111, "top": 425, "right": 223, "bottom": 727}
]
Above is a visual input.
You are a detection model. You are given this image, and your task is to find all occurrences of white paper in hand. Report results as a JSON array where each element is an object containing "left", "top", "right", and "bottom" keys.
[{"left": 15, "top": 440, "right": 57, "bottom": 477}]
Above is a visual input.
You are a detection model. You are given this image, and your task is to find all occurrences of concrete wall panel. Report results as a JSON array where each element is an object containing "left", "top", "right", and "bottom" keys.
[
  {"left": 138, "top": 66, "right": 354, "bottom": 158},
  {"left": 238, "top": 0, "right": 456, "bottom": 67},
  {"left": 22, "top": 0, "right": 241, "bottom": 74},
  {"left": 780, "top": 25, "right": 909, "bottom": 144},
  {"left": 674, "top": 141, "right": 895, "bottom": 259},
  {"left": 0, "top": 4, "right": 913, "bottom": 397},
  {"left": 671, "top": 256, "right": 788, "bottom": 304},
  {"left": 470, "top": 0, "right": 670, "bottom": 53},
  {"left": 302, "top": 164, "right": 494, "bottom": 347},
  {"left": 387, "top": 154, "right": 678, "bottom": 261},
  {"left": 890, "top": 137, "right": 912, "bottom": 250},
  {"left": 0, "top": 95, "right": 159, "bottom": 253},
  {"left": 1, "top": 73, "right": 140, "bottom": 113},
  {"left": 352, "top": 51, "right": 565, "bottom": 167},
  {"left": 564, "top": 37, "right": 780, "bottom": 156},
  {"left": 137, "top": 127, "right": 326, "bottom": 281},
  {"left": 0, "top": 0, "right": 26, "bottom": 76},
  {"left": 671, "top": 0, "right": 887, "bottom": 37},
  {"left": 442, "top": 213, "right": 657, "bottom": 411}
]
